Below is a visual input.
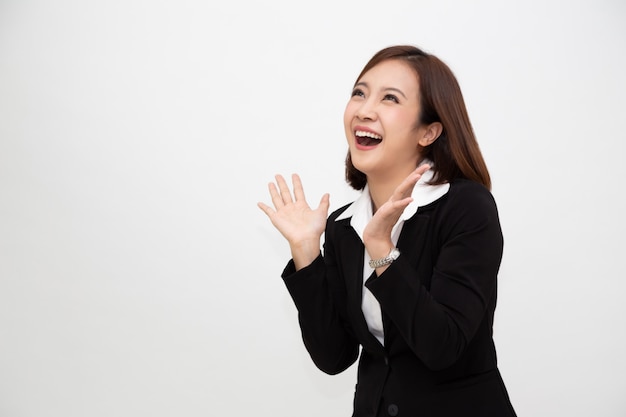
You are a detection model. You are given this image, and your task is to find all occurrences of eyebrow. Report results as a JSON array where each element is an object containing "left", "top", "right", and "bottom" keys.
[{"left": 354, "top": 82, "right": 408, "bottom": 99}]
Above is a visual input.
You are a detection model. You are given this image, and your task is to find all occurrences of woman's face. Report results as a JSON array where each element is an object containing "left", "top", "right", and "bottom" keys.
[{"left": 344, "top": 59, "right": 430, "bottom": 183}]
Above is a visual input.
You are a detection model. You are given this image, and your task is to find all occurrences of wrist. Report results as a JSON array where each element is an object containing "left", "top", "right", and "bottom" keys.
[
  {"left": 368, "top": 247, "right": 401, "bottom": 269},
  {"left": 364, "top": 238, "right": 394, "bottom": 261},
  {"left": 290, "top": 239, "right": 321, "bottom": 270}
]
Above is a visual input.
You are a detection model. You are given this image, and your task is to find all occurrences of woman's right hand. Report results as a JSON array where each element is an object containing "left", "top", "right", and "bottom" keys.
[{"left": 258, "top": 174, "right": 330, "bottom": 270}]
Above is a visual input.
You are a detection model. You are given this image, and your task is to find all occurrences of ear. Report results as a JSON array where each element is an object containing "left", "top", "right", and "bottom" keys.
[{"left": 417, "top": 122, "right": 443, "bottom": 147}]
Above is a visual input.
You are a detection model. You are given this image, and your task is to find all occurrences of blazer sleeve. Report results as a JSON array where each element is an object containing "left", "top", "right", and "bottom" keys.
[
  {"left": 281, "top": 218, "right": 360, "bottom": 375},
  {"left": 365, "top": 182, "right": 503, "bottom": 371}
]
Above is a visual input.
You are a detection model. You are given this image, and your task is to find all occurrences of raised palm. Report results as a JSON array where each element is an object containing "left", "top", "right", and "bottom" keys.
[{"left": 258, "top": 174, "right": 329, "bottom": 248}]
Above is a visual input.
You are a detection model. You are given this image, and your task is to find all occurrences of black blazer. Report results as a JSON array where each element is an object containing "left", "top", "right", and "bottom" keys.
[{"left": 282, "top": 179, "right": 517, "bottom": 417}]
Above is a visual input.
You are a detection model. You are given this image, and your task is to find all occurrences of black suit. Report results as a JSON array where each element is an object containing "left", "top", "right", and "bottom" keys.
[{"left": 282, "top": 179, "right": 517, "bottom": 417}]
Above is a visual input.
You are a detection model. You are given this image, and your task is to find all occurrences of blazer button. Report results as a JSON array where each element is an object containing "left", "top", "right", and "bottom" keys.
[{"left": 388, "top": 404, "right": 399, "bottom": 416}]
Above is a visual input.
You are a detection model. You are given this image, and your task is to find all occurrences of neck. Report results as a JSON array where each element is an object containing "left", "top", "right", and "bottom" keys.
[
  {"left": 367, "top": 158, "right": 428, "bottom": 213},
  {"left": 367, "top": 181, "right": 394, "bottom": 214},
  {"left": 364, "top": 158, "right": 431, "bottom": 212},
  {"left": 367, "top": 167, "right": 416, "bottom": 213}
]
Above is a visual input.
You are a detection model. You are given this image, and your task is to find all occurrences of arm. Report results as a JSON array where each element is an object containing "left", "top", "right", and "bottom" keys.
[
  {"left": 282, "top": 225, "right": 360, "bottom": 374},
  {"left": 366, "top": 183, "right": 503, "bottom": 370},
  {"left": 259, "top": 175, "right": 359, "bottom": 374}
]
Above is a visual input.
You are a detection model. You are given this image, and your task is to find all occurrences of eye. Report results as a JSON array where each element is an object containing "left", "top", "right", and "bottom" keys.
[
  {"left": 351, "top": 88, "right": 365, "bottom": 98},
  {"left": 383, "top": 94, "right": 399, "bottom": 103}
]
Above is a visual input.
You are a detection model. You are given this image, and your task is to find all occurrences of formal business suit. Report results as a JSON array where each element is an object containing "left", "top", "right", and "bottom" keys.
[{"left": 282, "top": 179, "right": 517, "bottom": 417}]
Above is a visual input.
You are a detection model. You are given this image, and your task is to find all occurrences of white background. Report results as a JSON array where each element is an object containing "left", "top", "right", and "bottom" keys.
[{"left": 1, "top": 0, "right": 625, "bottom": 416}]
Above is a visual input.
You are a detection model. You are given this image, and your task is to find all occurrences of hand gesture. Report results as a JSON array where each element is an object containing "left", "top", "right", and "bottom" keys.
[
  {"left": 363, "top": 165, "right": 430, "bottom": 259},
  {"left": 258, "top": 174, "right": 330, "bottom": 269}
]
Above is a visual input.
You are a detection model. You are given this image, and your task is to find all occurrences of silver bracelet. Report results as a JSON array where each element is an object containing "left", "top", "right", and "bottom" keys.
[{"left": 369, "top": 248, "right": 401, "bottom": 269}]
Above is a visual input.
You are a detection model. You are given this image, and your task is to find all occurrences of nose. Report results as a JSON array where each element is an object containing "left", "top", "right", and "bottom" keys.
[{"left": 355, "top": 98, "right": 377, "bottom": 121}]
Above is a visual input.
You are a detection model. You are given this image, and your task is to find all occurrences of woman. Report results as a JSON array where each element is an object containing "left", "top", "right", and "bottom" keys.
[{"left": 258, "top": 45, "right": 517, "bottom": 417}]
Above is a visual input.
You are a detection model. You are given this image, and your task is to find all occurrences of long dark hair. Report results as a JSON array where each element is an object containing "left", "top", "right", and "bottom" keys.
[{"left": 345, "top": 45, "right": 492, "bottom": 190}]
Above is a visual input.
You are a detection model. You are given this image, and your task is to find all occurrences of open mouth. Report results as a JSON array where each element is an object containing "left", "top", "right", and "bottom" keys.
[{"left": 355, "top": 130, "right": 382, "bottom": 147}]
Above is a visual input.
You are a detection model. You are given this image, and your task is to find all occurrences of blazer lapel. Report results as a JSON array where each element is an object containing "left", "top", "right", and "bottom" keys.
[
  {"left": 397, "top": 210, "right": 433, "bottom": 286},
  {"left": 335, "top": 219, "right": 386, "bottom": 354}
]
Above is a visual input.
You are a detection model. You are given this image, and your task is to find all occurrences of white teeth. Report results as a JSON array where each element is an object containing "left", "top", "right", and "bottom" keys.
[{"left": 355, "top": 130, "right": 382, "bottom": 140}]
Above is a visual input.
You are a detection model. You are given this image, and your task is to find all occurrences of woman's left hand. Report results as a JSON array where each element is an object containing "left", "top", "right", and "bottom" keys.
[{"left": 363, "top": 164, "right": 430, "bottom": 262}]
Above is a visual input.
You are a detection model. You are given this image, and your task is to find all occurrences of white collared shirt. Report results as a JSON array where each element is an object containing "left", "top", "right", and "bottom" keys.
[{"left": 335, "top": 167, "right": 450, "bottom": 345}]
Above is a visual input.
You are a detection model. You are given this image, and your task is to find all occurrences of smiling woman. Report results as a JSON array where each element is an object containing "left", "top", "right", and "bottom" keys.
[
  {"left": 345, "top": 59, "right": 427, "bottom": 197},
  {"left": 258, "top": 45, "right": 517, "bottom": 417}
]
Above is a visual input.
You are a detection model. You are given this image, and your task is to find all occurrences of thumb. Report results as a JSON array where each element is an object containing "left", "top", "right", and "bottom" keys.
[{"left": 318, "top": 193, "right": 330, "bottom": 213}]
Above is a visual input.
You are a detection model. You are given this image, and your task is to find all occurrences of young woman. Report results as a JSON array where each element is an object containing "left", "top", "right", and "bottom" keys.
[{"left": 258, "top": 45, "right": 517, "bottom": 417}]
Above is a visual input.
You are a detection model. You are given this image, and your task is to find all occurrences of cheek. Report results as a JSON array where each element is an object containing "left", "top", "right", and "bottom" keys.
[
  {"left": 343, "top": 102, "right": 353, "bottom": 122},
  {"left": 343, "top": 103, "right": 354, "bottom": 138},
  {"left": 393, "top": 111, "right": 421, "bottom": 137}
]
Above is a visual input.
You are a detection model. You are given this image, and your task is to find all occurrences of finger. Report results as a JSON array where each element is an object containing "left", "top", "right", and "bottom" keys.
[
  {"left": 257, "top": 201, "right": 276, "bottom": 217},
  {"left": 398, "top": 164, "right": 429, "bottom": 193},
  {"left": 275, "top": 174, "right": 293, "bottom": 204},
  {"left": 409, "top": 164, "right": 430, "bottom": 183},
  {"left": 268, "top": 182, "right": 285, "bottom": 209},
  {"left": 401, "top": 164, "right": 430, "bottom": 189},
  {"left": 317, "top": 193, "right": 330, "bottom": 213},
  {"left": 382, "top": 197, "right": 413, "bottom": 213},
  {"left": 292, "top": 173, "right": 306, "bottom": 202},
  {"left": 392, "top": 197, "right": 414, "bottom": 210},
  {"left": 416, "top": 163, "right": 431, "bottom": 175},
  {"left": 376, "top": 197, "right": 413, "bottom": 224},
  {"left": 393, "top": 174, "right": 421, "bottom": 200}
]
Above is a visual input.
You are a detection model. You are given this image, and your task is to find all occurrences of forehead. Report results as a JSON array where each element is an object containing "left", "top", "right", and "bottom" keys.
[{"left": 357, "top": 59, "right": 419, "bottom": 92}]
